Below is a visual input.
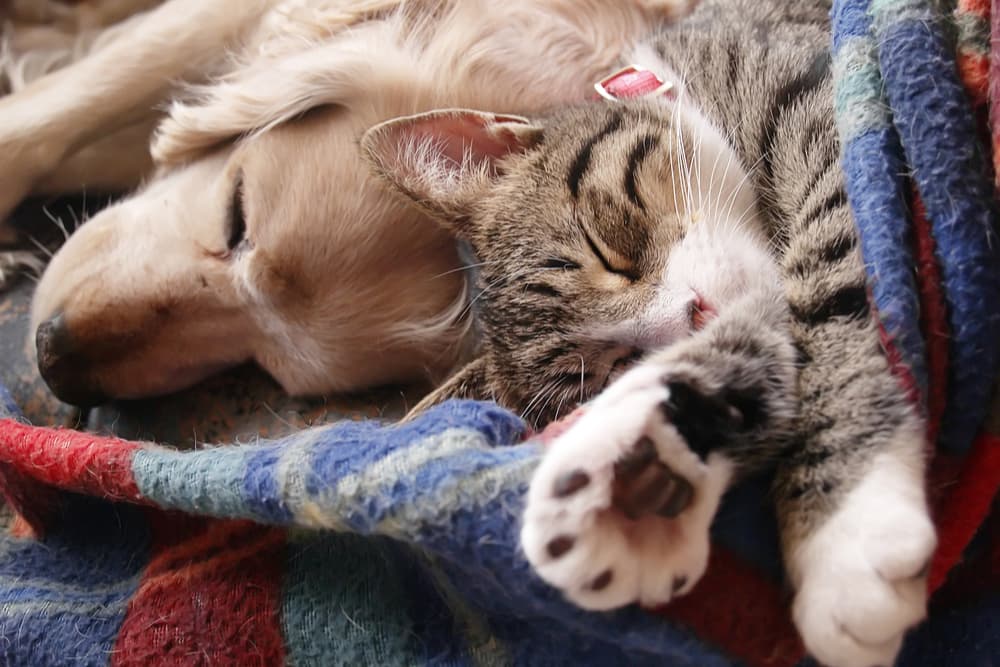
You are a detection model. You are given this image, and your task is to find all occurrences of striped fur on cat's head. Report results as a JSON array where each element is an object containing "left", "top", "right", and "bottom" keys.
[{"left": 363, "top": 98, "right": 781, "bottom": 425}]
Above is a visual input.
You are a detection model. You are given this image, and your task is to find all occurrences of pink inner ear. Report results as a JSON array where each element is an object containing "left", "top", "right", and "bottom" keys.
[{"left": 413, "top": 113, "right": 530, "bottom": 174}]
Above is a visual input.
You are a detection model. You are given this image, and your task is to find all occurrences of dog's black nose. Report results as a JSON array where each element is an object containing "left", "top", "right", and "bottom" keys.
[{"left": 35, "top": 313, "right": 107, "bottom": 407}]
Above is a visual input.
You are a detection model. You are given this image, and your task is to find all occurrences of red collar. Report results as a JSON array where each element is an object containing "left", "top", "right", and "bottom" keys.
[{"left": 593, "top": 64, "right": 675, "bottom": 102}]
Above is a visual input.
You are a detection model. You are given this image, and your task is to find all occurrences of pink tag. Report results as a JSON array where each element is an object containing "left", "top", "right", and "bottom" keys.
[{"left": 593, "top": 65, "right": 675, "bottom": 102}]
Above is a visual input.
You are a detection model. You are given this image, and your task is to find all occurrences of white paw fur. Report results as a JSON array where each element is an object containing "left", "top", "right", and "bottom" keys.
[
  {"left": 521, "top": 363, "right": 732, "bottom": 610},
  {"left": 791, "top": 427, "right": 936, "bottom": 667}
]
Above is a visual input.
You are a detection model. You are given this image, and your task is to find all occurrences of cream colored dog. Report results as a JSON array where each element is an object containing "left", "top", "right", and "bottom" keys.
[{"left": 1, "top": 0, "right": 692, "bottom": 405}]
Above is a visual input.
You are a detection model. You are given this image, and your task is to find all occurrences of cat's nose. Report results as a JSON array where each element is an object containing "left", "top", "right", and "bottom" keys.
[
  {"left": 688, "top": 292, "right": 716, "bottom": 330},
  {"left": 35, "top": 312, "right": 108, "bottom": 406}
]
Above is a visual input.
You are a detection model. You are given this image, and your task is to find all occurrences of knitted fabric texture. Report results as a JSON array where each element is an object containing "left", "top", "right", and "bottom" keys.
[
  {"left": 0, "top": 1, "right": 997, "bottom": 665},
  {"left": 0, "top": 394, "right": 996, "bottom": 667},
  {"left": 835, "top": 0, "right": 1000, "bottom": 452}
]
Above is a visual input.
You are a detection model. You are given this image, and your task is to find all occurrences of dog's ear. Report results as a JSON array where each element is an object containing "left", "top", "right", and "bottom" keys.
[
  {"left": 361, "top": 109, "right": 543, "bottom": 232},
  {"left": 151, "top": 2, "right": 394, "bottom": 165}
]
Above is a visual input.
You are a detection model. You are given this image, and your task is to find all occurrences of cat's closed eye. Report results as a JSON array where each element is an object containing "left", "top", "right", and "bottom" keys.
[
  {"left": 541, "top": 257, "right": 582, "bottom": 271},
  {"left": 583, "top": 229, "right": 639, "bottom": 281}
]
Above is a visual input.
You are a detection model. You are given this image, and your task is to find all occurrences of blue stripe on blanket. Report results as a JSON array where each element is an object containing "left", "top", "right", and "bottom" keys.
[
  {"left": 832, "top": 0, "right": 928, "bottom": 395},
  {"left": 281, "top": 531, "right": 429, "bottom": 665},
  {"left": 871, "top": 0, "right": 1000, "bottom": 451},
  {"left": 0, "top": 500, "right": 149, "bottom": 666}
]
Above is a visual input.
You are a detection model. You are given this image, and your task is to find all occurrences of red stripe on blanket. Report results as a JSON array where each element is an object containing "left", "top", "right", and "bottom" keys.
[
  {"left": 957, "top": 52, "right": 989, "bottom": 107},
  {"left": 876, "top": 321, "right": 922, "bottom": 410},
  {"left": 992, "top": 1, "right": 1000, "bottom": 188},
  {"left": 929, "top": 508, "right": 998, "bottom": 608},
  {"left": 113, "top": 514, "right": 287, "bottom": 666},
  {"left": 0, "top": 419, "right": 143, "bottom": 500},
  {"left": 909, "top": 191, "right": 950, "bottom": 445},
  {"left": 650, "top": 547, "right": 803, "bottom": 667},
  {"left": 956, "top": 0, "right": 989, "bottom": 18},
  {"left": 927, "top": 433, "right": 1000, "bottom": 593},
  {"left": 0, "top": 459, "right": 63, "bottom": 537}
]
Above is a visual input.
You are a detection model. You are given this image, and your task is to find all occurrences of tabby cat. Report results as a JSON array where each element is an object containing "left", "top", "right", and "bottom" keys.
[{"left": 362, "top": 1, "right": 936, "bottom": 666}]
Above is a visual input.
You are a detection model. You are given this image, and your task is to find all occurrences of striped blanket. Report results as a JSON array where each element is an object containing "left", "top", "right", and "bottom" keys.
[{"left": 0, "top": 1, "right": 997, "bottom": 665}]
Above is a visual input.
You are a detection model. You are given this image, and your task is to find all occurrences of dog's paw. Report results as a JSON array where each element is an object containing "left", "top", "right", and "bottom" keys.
[
  {"left": 520, "top": 363, "right": 733, "bottom": 610},
  {"left": 792, "top": 448, "right": 936, "bottom": 667}
]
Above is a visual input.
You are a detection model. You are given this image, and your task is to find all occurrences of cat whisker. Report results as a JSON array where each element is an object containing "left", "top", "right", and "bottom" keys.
[
  {"left": 547, "top": 382, "right": 578, "bottom": 423},
  {"left": 720, "top": 152, "right": 766, "bottom": 232},
  {"left": 709, "top": 115, "right": 750, "bottom": 224},
  {"left": 671, "top": 99, "right": 697, "bottom": 224},
  {"left": 552, "top": 389, "right": 572, "bottom": 423},
  {"left": 25, "top": 234, "right": 54, "bottom": 259},
  {"left": 520, "top": 377, "right": 562, "bottom": 423},
  {"left": 692, "top": 112, "right": 706, "bottom": 212},
  {"left": 458, "top": 273, "right": 507, "bottom": 320},
  {"left": 41, "top": 205, "right": 71, "bottom": 243},
  {"left": 709, "top": 146, "right": 734, "bottom": 224},
  {"left": 668, "top": 121, "right": 683, "bottom": 223},
  {"left": 430, "top": 261, "right": 491, "bottom": 280},
  {"left": 706, "top": 126, "right": 731, "bottom": 222}
]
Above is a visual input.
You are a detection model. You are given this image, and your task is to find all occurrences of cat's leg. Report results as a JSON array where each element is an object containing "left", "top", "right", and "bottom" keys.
[
  {"left": 776, "top": 318, "right": 935, "bottom": 667},
  {"left": 769, "top": 129, "right": 937, "bottom": 665},
  {"left": 520, "top": 289, "right": 797, "bottom": 609}
]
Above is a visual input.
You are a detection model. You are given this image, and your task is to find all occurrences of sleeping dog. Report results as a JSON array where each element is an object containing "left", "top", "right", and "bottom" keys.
[{"left": 0, "top": 0, "right": 691, "bottom": 405}]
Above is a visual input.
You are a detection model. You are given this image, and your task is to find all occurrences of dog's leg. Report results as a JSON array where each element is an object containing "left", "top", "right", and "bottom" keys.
[
  {"left": 5, "top": 1, "right": 77, "bottom": 26},
  {"left": 34, "top": 117, "right": 158, "bottom": 195},
  {"left": 0, "top": 119, "right": 156, "bottom": 287},
  {"left": 0, "top": 0, "right": 276, "bottom": 222},
  {"left": 62, "top": 0, "right": 167, "bottom": 31},
  {"left": 8, "top": 0, "right": 165, "bottom": 31}
]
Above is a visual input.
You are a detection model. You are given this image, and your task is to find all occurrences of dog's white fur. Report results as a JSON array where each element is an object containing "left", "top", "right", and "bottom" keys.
[{"left": 1, "top": 0, "right": 693, "bottom": 401}]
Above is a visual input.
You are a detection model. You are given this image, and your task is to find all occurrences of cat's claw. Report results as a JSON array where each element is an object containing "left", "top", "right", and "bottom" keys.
[
  {"left": 520, "top": 363, "right": 732, "bottom": 610},
  {"left": 791, "top": 439, "right": 936, "bottom": 667}
]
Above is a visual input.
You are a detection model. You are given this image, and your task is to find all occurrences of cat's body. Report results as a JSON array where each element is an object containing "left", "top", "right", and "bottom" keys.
[{"left": 363, "top": 1, "right": 936, "bottom": 666}]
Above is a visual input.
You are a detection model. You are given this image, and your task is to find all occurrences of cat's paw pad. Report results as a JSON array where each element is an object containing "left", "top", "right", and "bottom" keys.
[
  {"left": 793, "top": 453, "right": 936, "bottom": 667},
  {"left": 520, "top": 364, "right": 733, "bottom": 610}
]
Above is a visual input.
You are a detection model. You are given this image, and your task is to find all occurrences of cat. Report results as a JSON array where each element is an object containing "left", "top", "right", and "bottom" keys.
[{"left": 361, "top": 1, "right": 936, "bottom": 666}]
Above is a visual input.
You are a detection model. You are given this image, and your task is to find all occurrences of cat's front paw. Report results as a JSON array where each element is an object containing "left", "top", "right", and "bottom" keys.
[
  {"left": 792, "top": 448, "right": 936, "bottom": 667},
  {"left": 520, "top": 364, "right": 733, "bottom": 610}
]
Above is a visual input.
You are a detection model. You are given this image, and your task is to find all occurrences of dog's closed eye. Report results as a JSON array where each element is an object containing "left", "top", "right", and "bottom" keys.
[{"left": 226, "top": 172, "right": 247, "bottom": 252}]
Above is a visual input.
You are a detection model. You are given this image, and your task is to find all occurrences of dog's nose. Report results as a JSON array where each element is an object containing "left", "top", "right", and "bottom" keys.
[{"left": 35, "top": 313, "right": 108, "bottom": 406}]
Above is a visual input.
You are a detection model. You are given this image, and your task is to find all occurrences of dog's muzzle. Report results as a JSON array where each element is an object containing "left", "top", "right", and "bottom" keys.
[{"left": 35, "top": 313, "right": 108, "bottom": 407}]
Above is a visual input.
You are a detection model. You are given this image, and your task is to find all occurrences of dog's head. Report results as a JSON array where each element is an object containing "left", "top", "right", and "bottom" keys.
[
  {"left": 29, "top": 0, "right": 694, "bottom": 406},
  {"left": 31, "top": 103, "right": 467, "bottom": 405}
]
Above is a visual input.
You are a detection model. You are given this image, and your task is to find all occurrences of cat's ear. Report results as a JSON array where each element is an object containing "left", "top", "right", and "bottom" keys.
[{"left": 361, "top": 109, "right": 543, "bottom": 229}]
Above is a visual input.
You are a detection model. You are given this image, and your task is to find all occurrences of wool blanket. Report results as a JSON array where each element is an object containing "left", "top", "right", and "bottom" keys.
[{"left": 0, "top": 1, "right": 997, "bottom": 665}]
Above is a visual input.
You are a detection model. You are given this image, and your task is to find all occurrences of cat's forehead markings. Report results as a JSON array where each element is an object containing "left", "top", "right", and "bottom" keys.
[
  {"left": 566, "top": 111, "right": 624, "bottom": 199},
  {"left": 623, "top": 134, "right": 660, "bottom": 212}
]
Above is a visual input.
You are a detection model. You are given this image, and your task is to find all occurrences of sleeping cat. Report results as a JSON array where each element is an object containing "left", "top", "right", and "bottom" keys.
[{"left": 361, "top": 1, "right": 936, "bottom": 666}]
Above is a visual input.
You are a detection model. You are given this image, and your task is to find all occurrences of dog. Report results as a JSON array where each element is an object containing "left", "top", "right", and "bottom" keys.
[{"left": 0, "top": 0, "right": 693, "bottom": 406}]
